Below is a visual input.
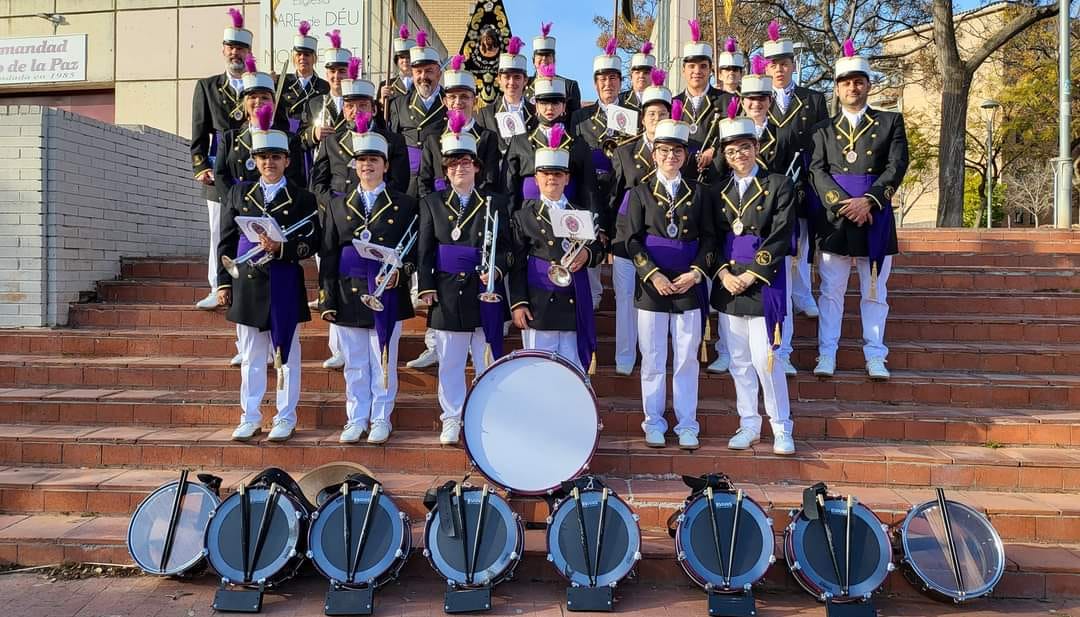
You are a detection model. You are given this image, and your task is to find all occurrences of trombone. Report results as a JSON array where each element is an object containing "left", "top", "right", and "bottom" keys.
[
  {"left": 221, "top": 211, "right": 319, "bottom": 278},
  {"left": 361, "top": 215, "right": 419, "bottom": 312},
  {"left": 477, "top": 196, "right": 502, "bottom": 303}
]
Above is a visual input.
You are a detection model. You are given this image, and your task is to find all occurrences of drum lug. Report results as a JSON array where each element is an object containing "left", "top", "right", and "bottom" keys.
[
  {"left": 676, "top": 514, "right": 685, "bottom": 523},
  {"left": 583, "top": 464, "right": 590, "bottom": 471},
  {"left": 704, "top": 583, "right": 713, "bottom": 592},
  {"left": 609, "top": 581, "right": 617, "bottom": 589},
  {"left": 395, "top": 549, "right": 404, "bottom": 558},
  {"left": 766, "top": 517, "right": 774, "bottom": 526},
  {"left": 546, "top": 516, "right": 553, "bottom": 524},
  {"left": 743, "top": 583, "right": 752, "bottom": 592},
  {"left": 288, "top": 549, "right": 297, "bottom": 558},
  {"left": 886, "top": 562, "right": 895, "bottom": 572},
  {"left": 862, "top": 593, "right": 872, "bottom": 600},
  {"left": 305, "top": 550, "right": 314, "bottom": 559},
  {"left": 821, "top": 592, "right": 832, "bottom": 602},
  {"left": 295, "top": 511, "right": 303, "bottom": 520},
  {"left": 510, "top": 551, "right": 519, "bottom": 560},
  {"left": 880, "top": 523, "right": 889, "bottom": 532},
  {"left": 768, "top": 554, "right": 776, "bottom": 565},
  {"left": 597, "top": 422, "right": 604, "bottom": 431},
  {"left": 546, "top": 554, "right": 554, "bottom": 562},
  {"left": 423, "top": 549, "right": 431, "bottom": 557},
  {"left": 790, "top": 561, "right": 801, "bottom": 572},
  {"left": 310, "top": 510, "right": 320, "bottom": 520},
  {"left": 631, "top": 513, "right": 639, "bottom": 522},
  {"left": 426, "top": 512, "right": 433, "bottom": 520},
  {"left": 257, "top": 577, "right": 267, "bottom": 586},
  {"left": 202, "top": 548, "right": 209, "bottom": 557},
  {"left": 221, "top": 577, "right": 230, "bottom": 585},
  {"left": 399, "top": 511, "right": 407, "bottom": 520},
  {"left": 677, "top": 552, "right": 686, "bottom": 561},
  {"left": 633, "top": 551, "right": 641, "bottom": 562}
]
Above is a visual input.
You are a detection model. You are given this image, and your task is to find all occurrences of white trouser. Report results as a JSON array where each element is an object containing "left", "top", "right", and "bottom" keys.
[
  {"left": 328, "top": 324, "right": 342, "bottom": 357},
  {"left": 207, "top": 200, "right": 222, "bottom": 291},
  {"left": 521, "top": 329, "right": 582, "bottom": 372},
  {"left": 705, "top": 278, "right": 728, "bottom": 355},
  {"left": 721, "top": 314, "right": 792, "bottom": 437},
  {"left": 338, "top": 322, "right": 402, "bottom": 429},
  {"left": 779, "top": 256, "right": 797, "bottom": 360},
  {"left": 588, "top": 266, "right": 603, "bottom": 310},
  {"left": 434, "top": 328, "right": 489, "bottom": 422},
  {"left": 818, "top": 252, "right": 892, "bottom": 361},
  {"left": 611, "top": 256, "right": 638, "bottom": 368},
  {"left": 638, "top": 310, "right": 701, "bottom": 435},
  {"left": 237, "top": 325, "right": 301, "bottom": 425},
  {"left": 790, "top": 218, "right": 815, "bottom": 310}
]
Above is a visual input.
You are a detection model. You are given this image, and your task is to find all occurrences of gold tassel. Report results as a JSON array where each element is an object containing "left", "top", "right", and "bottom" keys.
[
  {"left": 381, "top": 346, "right": 389, "bottom": 390},
  {"left": 870, "top": 261, "right": 879, "bottom": 301},
  {"left": 274, "top": 347, "right": 284, "bottom": 391},
  {"left": 773, "top": 323, "right": 782, "bottom": 348},
  {"left": 768, "top": 323, "right": 781, "bottom": 374},
  {"left": 768, "top": 349, "right": 775, "bottom": 373},
  {"left": 485, "top": 344, "right": 493, "bottom": 368},
  {"left": 589, "top": 352, "right": 597, "bottom": 376},
  {"left": 700, "top": 316, "right": 711, "bottom": 363}
]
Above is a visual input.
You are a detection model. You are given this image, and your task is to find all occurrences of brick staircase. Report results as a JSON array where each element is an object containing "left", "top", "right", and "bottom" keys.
[{"left": 0, "top": 229, "right": 1077, "bottom": 602}]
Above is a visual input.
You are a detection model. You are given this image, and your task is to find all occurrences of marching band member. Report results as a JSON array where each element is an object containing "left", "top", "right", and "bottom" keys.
[
  {"left": 626, "top": 101, "right": 713, "bottom": 451},
  {"left": 509, "top": 124, "right": 604, "bottom": 373},
  {"left": 809, "top": 41, "right": 909, "bottom": 380},
  {"left": 673, "top": 19, "right": 732, "bottom": 186},
  {"left": 378, "top": 24, "right": 416, "bottom": 109},
  {"left": 417, "top": 111, "right": 512, "bottom": 445},
  {"left": 279, "top": 22, "right": 330, "bottom": 138},
  {"left": 218, "top": 102, "right": 320, "bottom": 442},
  {"left": 525, "top": 23, "right": 583, "bottom": 117},
  {"left": 387, "top": 29, "right": 446, "bottom": 199},
  {"left": 475, "top": 36, "right": 537, "bottom": 155},
  {"left": 716, "top": 37, "right": 745, "bottom": 97},
  {"left": 619, "top": 42, "right": 655, "bottom": 111},
  {"left": 192, "top": 8, "right": 252, "bottom": 311},
  {"left": 298, "top": 30, "right": 352, "bottom": 153},
  {"left": 711, "top": 99, "right": 796, "bottom": 455},
  {"left": 320, "top": 113, "right": 419, "bottom": 444}
]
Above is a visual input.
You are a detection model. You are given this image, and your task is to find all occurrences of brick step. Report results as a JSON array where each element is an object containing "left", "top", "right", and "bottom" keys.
[
  {"left": 0, "top": 423, "right": 1075, "bottom": 491},
  {"left": 898, "top": 238, "right": 1080, "bottom": 254},
  {"left": 1, "top": 466, "right": 1077, "bottom": 546},
  {"left": 2, "top": 354, "right": 1076, "bottom": 408},
  {"left": 7, "top": 328, "right": 1080, "bottom": 375},
  {"left": 1, "top": 388, "right": 1077, "bottom": 447},
  {"left": 0, "top": 512, "right": 1075, "bottom": 600},
  {"left": 900, "top": 252, "right": 1080, "bottom": 268}
]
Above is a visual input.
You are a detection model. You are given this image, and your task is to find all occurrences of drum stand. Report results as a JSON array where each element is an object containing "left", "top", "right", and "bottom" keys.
[
  {"left": 803, "top": 485, "right": 876, "bottom": 617},
  {"left": 213, "top": 483, "right": 281, "bottom": 613},
  {"left": 565, "top": 487, "right": 614, "bottom": 612},
  {"left": 445, "top": 485, "right": 493, "bottom": 614},
  {"left": 702, "top": 488, "right": 756, "bottom": 617},
  {"left": 325, "top": 483, "right": 380, "bottom": 616}
]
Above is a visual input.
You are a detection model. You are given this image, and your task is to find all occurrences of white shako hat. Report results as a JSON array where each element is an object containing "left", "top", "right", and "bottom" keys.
[
  {"left": 641, "top": 69, "right": 672, "bottom": 108},
  {"left": 410, "top": 29, "right": 442, "bottom": 66},
  {"left": 240, "top": 57, "right": 274, "bottom": 96},
  {"left": 442, "top": 54, "right": 476, "bottom": 92},
  {"left": 342, "top": 58, "right": 376, "bottom": 100},
  {"left": 739, "top": 54, "right": 773, "bottom": 97},
  {"left": 350, "top": 113, "right": 389, "bottom": 159},
  {"left": 499, "top": 36, "right": 529, "bottom": 73},
  {"left": 533, "top": 22, "right": 556, "bottom": 54},
  {"left": 532, "top": 63, "right": 566, "bottom": 100},
  {"left": 250, "top": 103, "right": 289, "bottom": 154},
  {"left": 393, "top": 24, "right": 416, "bottom": 56},
  {"left": 441, "top": 110, "right": 478, "bottom": 158},
  {"left": 835, "top": 38, "right": 871, "bottom": 80},
  {"left": 654, "top": 100, "right": 691, "bottom": 145},
  {"left": 324, "top": 29, "right": 351, "bottom": 67},
  {"left": 682, "top": 19, "right": 711, "bottom": 62},
  {"left": 223, "top": 8, "right": 253, "bottom": 48},
  {"left": 534, "top": 123, "right": 570, "bottom": 171},
  {"left": 716, "top": 36, "right": 745, "bottom": 69},
  {"left": 593, "top": 38, "right": 622, "bottom": 75},
  {"left": 293, "top": 21, "right": 317, "bottom": 52},
  {"left": 718, "top": 98, "right": 757, "bottom": 145},
  {"left": 630, "top": 41, "right": 656, "bottom": 70},
  {"left": 763, "top": 20, "right": 795, "bottom": 59}
]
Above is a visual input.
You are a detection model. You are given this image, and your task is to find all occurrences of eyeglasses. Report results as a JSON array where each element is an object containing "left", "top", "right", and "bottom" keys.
[
  {"left": 655, "top": 147, "right": 685, "bottom": 159},
  {"left": 723, "top": 144, "right": 754, "bottom": 158},
  {"left": 255, "top": 153, "right": 287, "bottom": 162},
  {"left": 445, "top": 159, "right": 475, "bottom": 169}
]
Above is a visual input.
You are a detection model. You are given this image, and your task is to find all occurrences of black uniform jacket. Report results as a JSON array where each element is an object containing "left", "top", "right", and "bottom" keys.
[
  {"left": 387, "top": 88, "right": 448, "bottom": 197},
  {"left": 217, "top": 179, "right": 320, "bottom": 329},
  {"left": 418, "top": 121, "right": 502, "bottom": 199},
  {"left": 476, "top": 95, "right": 538, "bottom": 153},
  {"left": 417, "top": 188, "right": 512, "bottom": 332},
  {"left": 509, "top": 198, "right": 605, "bottom": 331},
  {"left": 526, "top": 74, "right": 583, "bottom": 117},
  {"left": 673, "top": 86, "right": 735, "bottom": 159},
  {"left": 709, "top": 168, "right": 796, "bottom": 317},
  {"left": 378, "top": 75, "right": 411, "bottom": 113},
  {"left": 213, "top": 126, "right": 307, "bottom": 204},
  {"left": 714, "top": 121, "right": 801, "bottom": 181},
  {"left": 618, "top": 89, "right": 645, "bottom": 112},
  {"left": 297, "top": 94, "right": 347, "bottom": 152},
  {"left": 570, "top": 103, "right": 639, "bottom": 235},
  {"left": 309, "top": 124, "right": 410, "bottom": 208},
  {"left": 769, "top": 85, "right": 829, "bottom": 217},
  {"left": 808, "top": 108, "right": 909, "bottom": 258},
  {"left": 625, "top": 177, "right": 713, "bottom": 314},
  {"left": 320, "top": 187, "right": 419, "bottom": 328},
  {"left": 192, "top": 73, "right": 248, "bottom": 200},
  {"left": 609, "top": 139, "right": 698, "bottom": 259},
  {"left": 503, "top": 124, "right": 600, "bottom": 222},
  {"left": 279, "top": 72, "right": 331, "bottom": 137}
]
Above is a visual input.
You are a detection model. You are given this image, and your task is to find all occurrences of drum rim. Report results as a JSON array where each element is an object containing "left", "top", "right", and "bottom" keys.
[
  {"left": 785, "top": 499, "right": 892, "bottom": 601},
  {"left": 127, "top": 480, "right": 220, "bottom": 575},
  {"left": 204, "top": 487, "right": 307, "bottom": 585},
  {"left": 899, "top": 499, "right": 1004, "bottom": 600},
  {"left": 546, "top": 488, "right": 641, "bottom": 587},
  {"left": 424, "top": 489, "right": 523, "bottom": 587},
  {"left": 307, "top": 490, "right": 411, "bottom": 588},
  {"left": 675, "top": 492, "right": 773, "bottom": 591},
  {"left": 461, "top": 350, "right": 600, "bottom": 495}
]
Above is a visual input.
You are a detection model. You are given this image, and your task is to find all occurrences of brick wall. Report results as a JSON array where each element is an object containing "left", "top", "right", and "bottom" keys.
[{"left": 0, "top": 105, "right": 206, "bottom": 327}]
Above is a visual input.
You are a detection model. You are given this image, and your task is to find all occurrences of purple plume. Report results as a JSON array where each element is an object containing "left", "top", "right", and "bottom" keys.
[
  {"left": 726, "top": 97, "right": 739, "bottom": 120},
  {"left": 843, "top": 39, "right": 856, "bottom": 57},
  {"left": 416, "top": 29, "right": 428, "bottom": 47},
  {"left": 688, "top": 20, "right": 701, "bottom": 43},
  {"left": 641, "top": 41, "right": 653, "bottom": 55},
  {"left": 326, "top": 29, "right": 341, "bottom": 49},
  {"left": 604, "top": 37, "right": 618, "bottom": 56},
  {"left": 244, "top": 55, "right": 257, "bottom": 74},
  {"left": 347, "top": 57, "right": 361, "bottom": 80},
  {"left": 671, "top": 99, "right": 684, "bottom": 122},
  {"left": 507, "top": 36, "right": 523, "bottom": 55},
  {"left": 540, "top": 22, "right": 552, "bottom": 37},
  {"left": 450, "top": 54, "right": 465, "bottom": 71},
  {"left": 538, "top": 62, "right": 556, "bottom": 79},
  {"left": 725, "top": 36, "right": 737, "bottom": 53},
  {"left": 750, "top": 54, "right": 767, "bottom": 75},
  {"left": 227, "top": 7, "right": 244, "bottom": 29},
  {"left": 254, "top": 102, "right": 273, "bottom": 131},
  {"left": 398, "top": 24, "right": 409, "bottom": 39},
  {"left": 650, "top": 68, "right": 666, "bottom": 87},
  {"left": 298, "top": 20, "right": 310, "bottom": 36},
  {"left": 548, "top": 123, "right": 565, "bottom": 148},
  {"left": 448, "top": 109, "right": 467, "bottom": 134},
  {"left": 767, "top": 20, "right": 781, "bottom": 42},
  {"left": 355, "top": 111, "right": 371, "bottom": 134}
]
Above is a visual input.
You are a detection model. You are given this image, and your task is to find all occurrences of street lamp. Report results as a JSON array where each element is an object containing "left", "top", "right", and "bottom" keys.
[{"left": 980, "top": 99, "right": 1001, "bottom": 229}]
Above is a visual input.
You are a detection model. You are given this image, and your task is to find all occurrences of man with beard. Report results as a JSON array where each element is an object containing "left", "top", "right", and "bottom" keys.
[
  {"left": 378, "top": 24, "right": 415, "bottom": 110},
  {"left": 387, "top": 30, "right": 446, "bottom": 199},
  {"left": 278, "top": 21, "right": 330, "bottom": 139},
  {"left": 619, "top": 41, "right": 656, "bottom": 112},
  {"left": 475, "top": 36, "right": 536, "bottom": 156},
  {"left": 524, "top": 23, "right": 582, "bottom": 117}
]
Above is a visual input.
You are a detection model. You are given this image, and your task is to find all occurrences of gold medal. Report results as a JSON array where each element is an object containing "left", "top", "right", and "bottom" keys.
[
  {"left": 732, "top": 219, "right": 745, "bottom": 236},
  {"left": 666, "top": 222, "right": 679, "bottom": 238},
  {"left": 450, "top": 226, "right": 461, "bottom": 241}
]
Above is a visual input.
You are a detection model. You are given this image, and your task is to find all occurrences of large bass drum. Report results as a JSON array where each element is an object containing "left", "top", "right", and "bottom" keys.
[
  {"left": 546, "top": 482, "right": 641, "bottom": 588},
  {"left": 462, "top": 350, "right": 600, "bottom": 495},
  {"left": 128, "top": 471, "right": 221, "bottom": 576},
  {"left": 674, "top": 488, "right": 775, "bottom": 592},
  {"left": 424, "top": 483, "right": 523, "bottom": 589}
]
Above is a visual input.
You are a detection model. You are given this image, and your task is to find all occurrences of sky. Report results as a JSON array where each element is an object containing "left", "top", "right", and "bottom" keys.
[{"left": 502, "top": 0, "right": 605, "bottom": 93}]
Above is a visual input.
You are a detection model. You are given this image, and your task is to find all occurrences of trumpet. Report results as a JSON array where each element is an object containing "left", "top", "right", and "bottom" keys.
[
  {"left": 360, "top": 215, "right": 419, "bottom": 312},
  {"left": 547, "top": 211, "right": 597, "bottom": 288},
  {"left": 221, "top": 211, "right": 319, "bottom": 278},
  {"left": 477, "top": 196, "right": 502, "bottom": 303}
]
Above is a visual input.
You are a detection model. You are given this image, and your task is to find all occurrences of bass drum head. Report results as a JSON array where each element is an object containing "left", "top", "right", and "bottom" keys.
[
  {"left": 308, "top": 489, "right": 410, "bottom": 587},
  {"left": 675, "top": 492, "right": 773, "bottom": 591},
  {"left": 785, "top": 500, "right": 892, "bottom": 601},
  {"left": 547, "top": 489, "right": 641, "bottom": 587},
  {"left": 900, "top": 500, "right": 1004, "bottom": 601},
  {"left": 463, "top": 351, "right": 599, "bottom": 495},
  {"left": 128, "top": 480, "right": 219, "bottom": 575},
  {"left": 425, "top": 489, "right": 522, "bottom": 587},
  {"left": 205, "top": 487, "right": 306, "bottom": 586}
]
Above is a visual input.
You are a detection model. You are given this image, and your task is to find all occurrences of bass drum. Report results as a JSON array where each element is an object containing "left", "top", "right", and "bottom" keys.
[
  {"left": 898, "top": 498, "right": 1004, "bottom": 602},
  {"left": 674, "top": 490, "right": 775, "bottom": 592},
  {"left": 463, "top": 350, "right": 600, "bottom": 495},
  {"left": 128, "top": 474, "right": 220, "bottom": 576},
  {"left": 784, "top": 497, "right": 893, "bottom": 602},
  {"left": 546, "top": 486, "right": 642, "bottom": 588},
  {"left": 424, "top": 486, "right": 523, "bottom": 588}
]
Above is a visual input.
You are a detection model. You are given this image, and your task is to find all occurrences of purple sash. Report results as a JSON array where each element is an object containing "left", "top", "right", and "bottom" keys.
[
  {"left": 525, "top": 255, "right": 595, "bottom": 369},
  {"left": 591, "top": 148, "right": 613, "bottom": 175},
  {"left": 724, "top": 233, "right": 787, "bottom": 350},
  {"left": 236, "top": 236, "right": 302, "bottom": 363},
  {"left": 522, "top": 176, "right": 578, "bottom": 202},
  {"left": 436, "top": 245, "right": 507, "bottom": 358},
  {"left": 338, "top": 245, "right": 398, "bottom": 352},
  {"left": 434, "top": 178, "right": 448, "bottom": 192},
  {"left": 617, "top": 190, "right": 631, "bottom": 216},
  {"left": 832, "top": 173, "right": 892, "bottom": 273},
  {"left": 407, "top": 146, "right": 422, "bottom": 174},
  {"left": 643, "top": 234, "right": 708, "bottom": 331}
]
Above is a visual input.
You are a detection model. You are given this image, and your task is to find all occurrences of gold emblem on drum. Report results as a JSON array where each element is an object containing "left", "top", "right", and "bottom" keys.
[
  {"left": 755, "top": 250, "right": 772, "bottom": 266},
  {"left": 825, "top": 190, "right": 840, "bottom": 205}
]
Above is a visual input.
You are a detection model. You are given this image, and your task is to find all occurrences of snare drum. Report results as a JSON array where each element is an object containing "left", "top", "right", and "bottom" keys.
[
  {"left": 128, "top": 473, "right": 220, "bottom": 576},
  {"left": 546, "top": 485, "right": 641, "bottom": 588},
  {"left": 424, "top": 485, "right": 523, "bottom": 588},
  {"left": 675, "top": 490, "right": 775, "bottom": 592},
  {"left": 463, "top": 350, "right": 600, "bottom": 495}
]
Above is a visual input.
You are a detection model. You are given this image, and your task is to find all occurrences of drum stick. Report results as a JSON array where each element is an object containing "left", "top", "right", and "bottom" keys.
[
  {"left": 240, "top": 483, "right": 250, "bottom": 582},
  {"left": 467, "top": 485, "right": 489, "bottom": 585},
  {"left": 704, "top": 486, "right": 727, "bottom": 584},
  {"left": 816, "top": 494, "right": 844, "bottom": 596},
  {"left": 843, "top": 495, "right": 853, "bottom": 597},
  {"left": 454, "top": 484, "right": 471, "bottom": 584},
  {"left": 592, "top": 487, "right": 609, "bottom": 586},
  {"left": 936, "top": 488, "right": 966, "bottom": 596},
  {"left": 724, "top": 488, "right": 743, "bottom": 589},
  {"left": 571, "top": 487, "right": 596, "bottom": 587},
  {"left": 349, "top": 483, "right": 382, "bottom": 584},
  {"left": 342, "top": 483, "right": 353, "bottom": 580},
  {"left": 248, "top": 483, "right": 282, "bottom": 583},
  {"left": 159, "top": 468, "right": 189, "bottom": 574}
]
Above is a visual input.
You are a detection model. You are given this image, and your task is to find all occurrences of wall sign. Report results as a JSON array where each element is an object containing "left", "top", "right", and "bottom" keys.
[{"left": 0, "top": 35, "right": 87, "bottom": 85}]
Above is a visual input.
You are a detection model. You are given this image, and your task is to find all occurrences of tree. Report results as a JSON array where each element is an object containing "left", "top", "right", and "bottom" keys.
[
  {"left": 1003, "top": 159, "right": 1055, "bottom": 227},
  {"left": 894, "top": 114, "right": 938, "bottom": 225}
]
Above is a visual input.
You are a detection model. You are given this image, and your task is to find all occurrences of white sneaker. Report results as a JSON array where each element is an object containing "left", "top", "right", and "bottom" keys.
[
  {"left": 727, "top": 428, "right": 760, "bottom": 450},
  {"left": 866, "top": 358, "right": 891, "bottom": 380},
  {"left": 322, "top": 354, "right": 345, "bottom": 369},
  {"left": 644, "top": 429, "right": 666, "bottom": 448},
  {"left": 339, "top": 422, "right": 365, "bottom": 443},
  {"left": 440, "top": 419, "right": 462, "bottom": 445},
  {"left": 231, "top": 421, "right": 261, "bottom": 441},
  {"left": 773, "top": 432, "right": 796, "bottom": 455},
  {"left": 406, "top": 348, "right": 438, "bottom": 369},
  {"left": 195, "top": 293, "right": 219, "bottom": 310},
  {"left": 615, "top": 364, "right": 634, "bottom": 376},
  {"left": 676, "top": 431, "right": 699, "bottom": 451},
  {"left": 367, "top": 420, "right": 391, "bottom": 444},
  {"left": 706, "top": 353, "right": 731, "bottom": 374},
  {"left": 798, "top": 302, "right": 820, "bottom": 318},
  {"left": 779, "top": 357, "right": 797, "bottom": 376},
  {"left": 813, "top": 356, "right": 836, "bottom": 377},
  {"left": 266, "top": 418, "right": 295, "bottom": 441},
  {"left": 229, "top": 353, "right": 243, "bottom": 367}
]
